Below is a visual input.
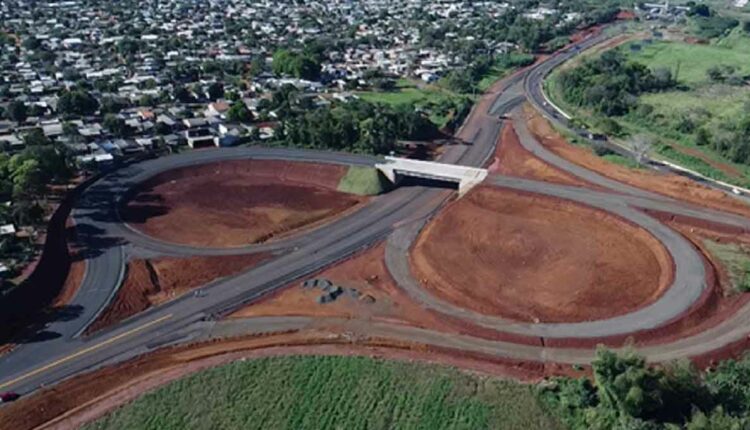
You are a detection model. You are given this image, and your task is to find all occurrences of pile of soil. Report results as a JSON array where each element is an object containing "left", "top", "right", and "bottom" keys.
[
  {"left": 85, "top": 253, "right": 270, "bottom": 334},
  {"left": 411, "top": 186, "right": 672, "bottom": 323},
  {"left": 121, "top": 160, "right": 365, "bottom": 248}
]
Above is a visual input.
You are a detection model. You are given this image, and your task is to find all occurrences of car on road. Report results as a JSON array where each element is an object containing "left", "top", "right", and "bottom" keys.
[{"left": 0, "top": 392, "right": 20, "bottom": 403}]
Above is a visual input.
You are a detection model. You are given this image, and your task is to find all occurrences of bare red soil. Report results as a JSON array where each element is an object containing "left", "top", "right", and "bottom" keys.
[
  {"left": 524, "top": 105, "right": 750, "bottom": 218},
  {"left": 411, "top": 186, "right": 672, "bottom": 323},
  {"left": 232, "top": 243, "right": 544, "bottom": 346},
  {"left": 232, "top": 244, "right": 448, "bottom": 328},
  {"left": 121, "top": 160, "right": 365, "bottom": 248},
  {"left": 85, "top": 253, "right": 270, "bottom": 334},
  {"left": 488, "top": 122, "right": 594, "bottom": 188}
]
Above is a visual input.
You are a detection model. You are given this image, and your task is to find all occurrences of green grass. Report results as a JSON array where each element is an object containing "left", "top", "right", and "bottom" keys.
[
  {"left": 624, "top": 39, "right": 750, "bottom": 85},
  {"left": 357, "top": 82, "right": 466, "bottom": 128},
  {"left": 337, "top": 165, "right": 391, "bottom": 195},
  {"left": 601, "top": 153, "right": 642, "bottom": 169},
  {"left": 703, "top": 239, "right": 750, "bottom": 293},
  {"left": 84, "top": 356, "right": 560, "bottom": 430},
  {"left": 476, "top": 54, "right": 535, "bottom": 92}
]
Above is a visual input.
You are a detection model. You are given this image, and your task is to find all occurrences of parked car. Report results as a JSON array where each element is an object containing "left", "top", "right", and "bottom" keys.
[{"left": 0, "top": 392, "right": 20, "bottom": 403}]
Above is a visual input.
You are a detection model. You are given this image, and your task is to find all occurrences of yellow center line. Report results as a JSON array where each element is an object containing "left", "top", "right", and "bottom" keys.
[{"left": 0, "top": 313, "right": 173, "bottom": 391}]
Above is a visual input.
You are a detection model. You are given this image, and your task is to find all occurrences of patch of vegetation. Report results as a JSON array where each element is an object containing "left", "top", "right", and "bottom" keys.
[
  {"left": 443, "top": 53, "right": 535, "bottom": 94},
  {"left": 85, "top": 355, "right": 560, "bottom": 430},
  {"left": 549, "top": 25, "right": 750, "bottom": 188},
  {"left": 337, "top": 166, "right": 391, "bottom": 196},
  {"left": 282, "top": 99, "right": 439, "bottom": 154},
  {"left": 600, "top": 153, "right": 641, "bottom": 169},
  {"left": 557, "top": 50, "right": 676, "bottom": 116},
  {"left": 541, "top": 348, "right": 750, "bottom": 429},
  {"left": 655, "top": 144, "right": 736, "bottom": 184},
  {"left": 703, "top": 239, "right": 750, "bottom": 293},
  {"left": 476, "top": 54, "right": 533, "bottom": 92},
  {"left": 357, "top": 81, "right": 471, "bottom": 129},
  {"left": 689, "top": 13, "right": 739, "bottom": 39}
]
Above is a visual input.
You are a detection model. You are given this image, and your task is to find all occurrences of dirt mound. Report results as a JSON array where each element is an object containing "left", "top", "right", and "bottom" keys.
[
  {"left": 411, "top": 186, "right": 672, "bottom": 323},
  {"left": 121, "top": 160, "right": 365, "bottom": 248},
  {"left": 85, "top": 253, "right": 270, "bottom": 334}
]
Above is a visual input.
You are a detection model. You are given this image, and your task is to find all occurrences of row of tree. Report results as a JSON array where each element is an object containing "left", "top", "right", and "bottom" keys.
[
  {"left": 281, "top": 99, "right": 439, "bottom": 154},
  {"left": 541, "top": 348, "right": 750, "bottom": 429},
  {"left": 558, "top": 50, "right": 676, "bottom": 116}
]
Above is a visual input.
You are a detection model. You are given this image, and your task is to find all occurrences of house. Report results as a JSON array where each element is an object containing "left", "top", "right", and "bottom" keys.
[
  {"left": 184, "top": 128, "right": 217, "bottom": 148},
  {"left": 0, "top": 224, "right": 16, "bottom": 236},
  {"left": 183, "top": 117, "right": 208, "bottom": 129},
  {"left": 217, "top": 123, "right": 243, "bottom": 147},
  {"left": 205, "top": 101, "right": 230, "bottom": 118}
]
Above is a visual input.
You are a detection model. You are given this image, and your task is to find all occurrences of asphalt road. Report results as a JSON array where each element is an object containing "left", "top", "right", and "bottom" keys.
[{"left": 2, "top": 27, "right": 750, "bottom": 401}]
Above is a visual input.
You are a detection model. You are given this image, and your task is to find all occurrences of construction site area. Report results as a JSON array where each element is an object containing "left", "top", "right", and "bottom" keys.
[{"left": 4, "top": 23, "right": 750, "bottom": 430}]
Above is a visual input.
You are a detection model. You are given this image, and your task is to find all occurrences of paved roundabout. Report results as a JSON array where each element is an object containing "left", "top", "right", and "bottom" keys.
[{"left": 3, "top": 26, "right": 750, "bottom": 404}]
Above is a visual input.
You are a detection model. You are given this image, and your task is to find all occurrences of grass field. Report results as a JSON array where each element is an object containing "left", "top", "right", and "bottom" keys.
[
  {"left": 84, "top": 356, "right": 560, "bottom": 430},
  {"left": 625, "top": 38, "right": 750, "bottom": 84},
  {"left": 337, "top": 165, "right": 391, "bottom": 195}
]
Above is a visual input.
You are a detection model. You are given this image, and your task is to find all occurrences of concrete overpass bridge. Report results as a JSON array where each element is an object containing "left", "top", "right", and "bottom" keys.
[{"left": 376, "top": 156, "right": 488, "bottom": 195}]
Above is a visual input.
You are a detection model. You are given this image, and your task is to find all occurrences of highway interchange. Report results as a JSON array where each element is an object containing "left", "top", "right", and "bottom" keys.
[{"left": 3, "top": 26, "right": 750, "bottom": 407}]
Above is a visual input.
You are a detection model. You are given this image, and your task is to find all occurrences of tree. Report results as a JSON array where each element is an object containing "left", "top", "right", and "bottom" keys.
[
  {"left": 689, "top": 3, "right": 712, "bottom": 17},
  {"left": 138, "top": 94, "right": 157, "bottom": 107},
  {"left": 249, "top": 58, "right": 265, "bottom": 76},
  {"left": 23, "top": 128, "right": 51, "bottom": 146},
  {"left": 7, "top": 100, "right": 27, "bottom": 123},
  {"left": 695, "top": 128, "right": 710, "bottom": 146},
  {"left": 22, "top": 37, "right": 41, "bottom": 50},
  {"left": 57, "top": 89, "right": 100, "bottom": 116},
  {"left": 100, "top": 97, "right": 127, "bottom": 114},
  {"left": 227, "top": 101, "right": 253, "bottom": 123},
  {"left": 207, "top": 82, "right": 224, "bottom": 101},
  {"left": 103, "top": 114, "right": 131, "bottom": 138},
  {"left": 272, "top": 49, "right": 321, "bottom": 80},
  {"left": 10, "top": 158, "right": 44, "bottom": 200},
  {"left": 629, "top": 135, "right": 652, "bottom": 164},
  {"left": 173, "top": 85, "right": 193, "bottom": 103}
]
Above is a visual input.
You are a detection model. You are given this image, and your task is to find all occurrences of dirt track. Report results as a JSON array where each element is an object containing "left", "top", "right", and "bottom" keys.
[
  {"left": 121, "top": 160, "right": 365, "bottom": 248},
  {"left": 411, "top": 186, "right": 672, "bottom": 323}
]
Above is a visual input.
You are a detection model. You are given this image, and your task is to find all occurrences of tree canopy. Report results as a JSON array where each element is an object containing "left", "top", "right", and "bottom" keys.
[
  {"left": 541, "top": 348, "right": 750, "bottom": 429},
  {"left": 57, "top": 89, "right": 100, "bottom": 117},
  {"left": 283, "top": 100, "right": 438, "bottom": 154},
  {"left": 272, "top": 49, "right": 322, "bottom": 81},
  {"left": 559, "top": 50, "right": 675, "bottom": 116}
]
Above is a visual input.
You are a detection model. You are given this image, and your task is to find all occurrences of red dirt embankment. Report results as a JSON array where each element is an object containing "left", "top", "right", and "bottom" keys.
[
  {"left": 488, "top": 122, "right": 594, "bottom": 188},
  {"left": 524, "top": 105, "right": 750, "bottom": 218},
  {"left": 121, "top": 160, "right": 365, "bottom": 248},
  {"left": 411, "top": 186, "right": 672, "bottom": 323},
  {"left": 85, "top": 253, "right": 270, "bottom": 334}
]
